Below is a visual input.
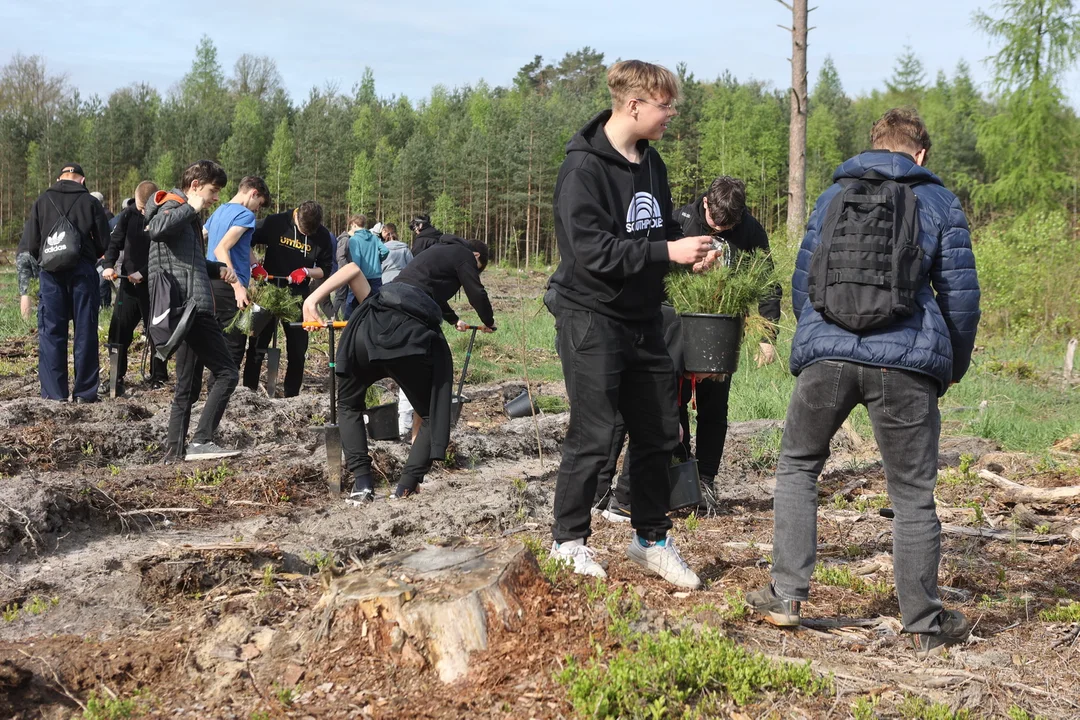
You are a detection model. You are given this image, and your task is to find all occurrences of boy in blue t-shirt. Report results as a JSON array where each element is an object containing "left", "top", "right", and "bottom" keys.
[
  {"left": 205, "top": 176, "right": 270, "bottom": 370},
  {"left": 345, "top": 213, "right": 389, "bottom": 316}
]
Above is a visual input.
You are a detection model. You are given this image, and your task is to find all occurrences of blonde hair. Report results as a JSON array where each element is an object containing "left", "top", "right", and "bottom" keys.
[{"left": 607, "top": 60, "right": 680, "bottom": 108}]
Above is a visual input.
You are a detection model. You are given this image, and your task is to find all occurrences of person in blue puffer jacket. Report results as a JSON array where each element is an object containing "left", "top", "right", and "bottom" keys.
[{"left": 747, "top": 108, "right": 981, "bottom": 660}]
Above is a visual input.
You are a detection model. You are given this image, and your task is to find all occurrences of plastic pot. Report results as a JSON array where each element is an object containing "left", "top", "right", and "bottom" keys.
[
  {"left": 364, "top": 401, "right": 399, "bottom": 440},
  {"left": 668, "top": 458, "right": 702, "bottom": 511},
  {"left": 680, "top": 313, "right": 743, "bottom": 375},
  {"left": 504, "top": 389, "right": 538, "bottom": 418},
  {"left": 236, "top": 303, "right": 275, "bottom": 338}
]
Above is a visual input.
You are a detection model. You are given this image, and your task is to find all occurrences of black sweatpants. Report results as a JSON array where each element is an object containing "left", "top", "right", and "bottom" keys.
[
  {"left": 107, "top": 278, "right": 168, "bottom": 383},
  {"left": 245, "top": 317, "right": 308, "bottom": 397},
  {"left": 167, "top": 311, "right": 239, "bottom": 454},
  {"left": 551, "top": 308, "right": 679, "bottom": 543},
  {"left": 338, "top": 334, "right": 436, "bottom": 493}
]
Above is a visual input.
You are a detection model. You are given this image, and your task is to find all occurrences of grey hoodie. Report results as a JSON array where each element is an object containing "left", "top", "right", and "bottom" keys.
[{"left": 145, "top": 189, "right": 217, "bottom": 313}]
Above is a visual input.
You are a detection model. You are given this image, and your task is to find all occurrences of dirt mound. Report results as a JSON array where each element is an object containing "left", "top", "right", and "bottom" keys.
[{"left": 0, "top": 476, "right": 97, "bottom": 554}]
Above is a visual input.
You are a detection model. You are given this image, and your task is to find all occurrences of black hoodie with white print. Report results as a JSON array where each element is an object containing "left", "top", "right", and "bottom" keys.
[{"left": 548, "top": 109, "right": 682, "bottom": 322}]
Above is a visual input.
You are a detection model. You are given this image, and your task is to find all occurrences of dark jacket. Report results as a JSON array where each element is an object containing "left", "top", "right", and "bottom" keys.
[
  {"left": 790, "top": 151, "right": 981, "bottom": 394},
  {"left": 411, "top": 225, "right": 443, "bottom": 255},
  {"left": 22, "top": 180, "right": 110, "bottom": 266},
  {"left": 674, "top": 197, "right": 782, "bottom": 332},
  {"left": 394, "top": 237, "right": 495, "bottom": 327},
  {"left": 104, "top": 204, "right": 151, "bottom": 276},
  {"left": 548, "top": 109, "right": 682, "bottom": 322},
  {"left": 145, "top": 189, "right": 222, "bottom": 314},
  {"left": 342, "top": 282, "right": 454, "bottom": 462}
]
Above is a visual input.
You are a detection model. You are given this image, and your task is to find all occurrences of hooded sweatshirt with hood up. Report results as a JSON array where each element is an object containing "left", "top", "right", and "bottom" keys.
[{"left": 548, "top": 109, "right": 682, "bottom": 322}]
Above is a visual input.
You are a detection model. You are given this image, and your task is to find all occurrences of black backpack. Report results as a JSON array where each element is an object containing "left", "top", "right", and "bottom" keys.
[
  {"left": 808, "top": 173, "right": 924, "bottom": 333},
  {"left": 39, "top": 193, "right": 85, "bottom": 272}
]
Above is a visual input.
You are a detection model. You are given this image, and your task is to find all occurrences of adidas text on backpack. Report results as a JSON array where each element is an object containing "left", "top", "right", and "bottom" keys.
[
  {"left": 808, "top": 171, "right": 924, "bottom": 333},
  {"left": 39, "top": 194, "right": 85, "bottom": 272}
]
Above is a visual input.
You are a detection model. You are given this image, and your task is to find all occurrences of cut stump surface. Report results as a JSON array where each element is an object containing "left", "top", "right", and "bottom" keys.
[{"left": 319, "top": 538, "right": 542, "bottom": 683}]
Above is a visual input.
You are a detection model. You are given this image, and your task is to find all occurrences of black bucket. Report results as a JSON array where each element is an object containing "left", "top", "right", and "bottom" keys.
[
  {"left": 668, "top": 459, "right": 702, "bottom": 511},
  {"left": 365, "top": 401, "right": 399, "bottom": 440},
  {"left": 236, "top": 303, "right": 275, "bottom": 338},
  {"left": 504, "top": 389, "right": 538, "bottom": 418},
  {"left": 680, "top": 313, "right": 743, "bottom": 375}
]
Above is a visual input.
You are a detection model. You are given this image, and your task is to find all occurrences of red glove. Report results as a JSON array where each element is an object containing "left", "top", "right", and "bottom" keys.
[
  {"left": 250, "top": 263, "right": 268, "bottom": 281},
  {"left": 288, "top": 267, "right": 310, "bottom": 285}
]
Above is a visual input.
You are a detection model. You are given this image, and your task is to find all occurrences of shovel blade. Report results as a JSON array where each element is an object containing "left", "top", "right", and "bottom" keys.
[
  {"left": 265, "top": 347, "right": 281, "bottom": 398},
  {"left": 108, "top": 347, "right": 120, "bottom": 399},
  {"left": 324, "top": 423, "right": 343, "bottom": 494}
]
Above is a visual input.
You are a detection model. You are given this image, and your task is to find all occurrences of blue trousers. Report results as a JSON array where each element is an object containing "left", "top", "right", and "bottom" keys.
[{"left": 38, "top": 262, "right": 100, "bottom": 401}]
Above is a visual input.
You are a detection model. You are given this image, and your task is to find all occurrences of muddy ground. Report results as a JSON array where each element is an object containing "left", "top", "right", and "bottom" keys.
[{"left": 1, "top": 274, "right": 1079, "bottom": 718}]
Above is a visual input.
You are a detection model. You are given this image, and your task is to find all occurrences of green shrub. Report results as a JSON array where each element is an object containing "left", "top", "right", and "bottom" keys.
[{"left": 558, "top": 626, "right": 830, "bottom": 716}]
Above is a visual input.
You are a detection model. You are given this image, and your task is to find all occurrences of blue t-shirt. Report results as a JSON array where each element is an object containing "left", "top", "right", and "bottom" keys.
[{"left": 205, "top": 203, "right": 257, "bottom": 286}]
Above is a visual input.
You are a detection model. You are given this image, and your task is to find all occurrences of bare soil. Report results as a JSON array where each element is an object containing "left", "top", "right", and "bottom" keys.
[{"left": 0, "top": 333, "right": 1078, "bottom": 719}]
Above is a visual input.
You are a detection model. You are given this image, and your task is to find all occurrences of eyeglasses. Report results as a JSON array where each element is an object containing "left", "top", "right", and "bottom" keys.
[{"left": 634, "top": 98, "right": 678, "bottom": 112}]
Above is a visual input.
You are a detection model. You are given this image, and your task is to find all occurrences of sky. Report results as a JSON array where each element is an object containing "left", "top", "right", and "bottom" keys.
[{"left": 4, "top": 0, "right": 1080, "bottom": 105}]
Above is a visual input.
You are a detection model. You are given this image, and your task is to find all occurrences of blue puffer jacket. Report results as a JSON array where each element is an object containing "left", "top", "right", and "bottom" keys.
[{"left": 790, "top": 151, "right": 980, "bottom": 395}]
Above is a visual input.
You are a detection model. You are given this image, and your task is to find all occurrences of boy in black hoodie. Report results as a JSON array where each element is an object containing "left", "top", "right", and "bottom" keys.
[{"left": 547, "top": 60, "right": 715, "bottom": 588}]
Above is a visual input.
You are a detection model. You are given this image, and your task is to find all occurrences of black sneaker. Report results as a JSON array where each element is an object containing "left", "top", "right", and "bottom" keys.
[
  {"left": 600, "top": 496, "right": 632, "bottom": 524},
  {"left": 910, "top": 610, "right": 971, "bottom": 659},
  {"left": 345, "top": 489, "right": 375, "bottom": 505},
  {"left": 746, "top": 584, "right": 802, "bottom": 627}
]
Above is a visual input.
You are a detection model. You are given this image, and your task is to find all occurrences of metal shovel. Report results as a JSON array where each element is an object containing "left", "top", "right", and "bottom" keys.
[
  {"left": 293, "top": 320, "right": 348, "bottom": 494},
  {"left": 451, "top": 326, "right": 480, "bottom": 427},
  {"left": 265, "top": 324, "right": 281, "bottom": 398}
]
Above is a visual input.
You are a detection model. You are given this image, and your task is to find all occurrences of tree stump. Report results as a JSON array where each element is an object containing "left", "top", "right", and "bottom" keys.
[{"left": 317, "top": 538, "right": 543, "bottom": 683}]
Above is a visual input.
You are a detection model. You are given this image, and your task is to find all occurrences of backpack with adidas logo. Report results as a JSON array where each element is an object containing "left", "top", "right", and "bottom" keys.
[
  {"left": 39, "top": 193, "right": 85, "bottom": 272},
  {"left": 807, "top": 172, "right": 924, "bottom": 333}
]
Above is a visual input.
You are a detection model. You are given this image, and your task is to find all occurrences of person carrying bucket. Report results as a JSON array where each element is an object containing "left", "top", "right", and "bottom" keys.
[{"left": 301, "top": 235, "right": 495, "bottom": 503}]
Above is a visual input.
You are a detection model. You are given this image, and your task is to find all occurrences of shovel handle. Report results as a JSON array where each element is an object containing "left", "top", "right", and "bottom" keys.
[{"left": 290, "top": 321, "right": 349, "bottom": 329}]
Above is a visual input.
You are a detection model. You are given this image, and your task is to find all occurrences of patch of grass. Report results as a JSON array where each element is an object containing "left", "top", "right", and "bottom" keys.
[
  {"left": 177, "top": 461, "right": 233, "bottom": 488},
  {"left": 748, "top": 427, "right": 783, "bottom": 471},
  {"left": 897, "top": 695, "right": 972, "bottom": 720},
  {"left": 813, "top": 563, "right": 890, "bottom": 597},
  {"left": 690, "top": 588, "right": 751, "bottom": 622},
  {"left": 557, "top": 625, "right": 830, "bottom": 716},
  {"left": 82, "top": 690, "right": 144, "bottom": 719},
  {"left": 535, "top": 395, "right": 568, "bottom": 414},
  {"left": 852, "top": 695, "right": 880, "bottom": 720},
  {"left": 1006, "top": 706, "right": 1049, "bottom": 720},
  {"left": 3, "top": 595, "right": 59, "bottom": 622},
  {"left": 684, "top": 512, "right": 700, "bottom": 533},
  {"left": 303, "top": 550, "right": 335, "bottom": 573},
  {"left": 1038, "top": 600, "right": 1080, "bottom": 622},
  {"left": 521, "top": 535, "right": 573, "bottom": 586},
  {"left": 853, "top": 494, "right": 890, "bottom": 512},
  {"left": 272, "top": 682, "right": 298, "bottom": 707}
]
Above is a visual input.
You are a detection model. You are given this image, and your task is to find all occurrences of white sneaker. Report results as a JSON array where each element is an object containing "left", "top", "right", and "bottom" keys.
[
  {"left": 626, "top": 535, "right": 701, "bottom": 589},
  {"left": 550, "top": 539, "right": 607, "bottom": 578}
]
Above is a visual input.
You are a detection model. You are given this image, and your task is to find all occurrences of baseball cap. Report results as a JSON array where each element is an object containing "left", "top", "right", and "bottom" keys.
[
  {"left": 90, "top": 191, "right": 105, "bottom": 203},
  {"left": 58, "top": 162, "right": 85, "bottom": 178}
]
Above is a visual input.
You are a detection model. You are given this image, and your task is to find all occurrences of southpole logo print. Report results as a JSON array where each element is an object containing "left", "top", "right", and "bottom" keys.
[{"left": 625, "top": 192, "right": 663, "bottom": 233}]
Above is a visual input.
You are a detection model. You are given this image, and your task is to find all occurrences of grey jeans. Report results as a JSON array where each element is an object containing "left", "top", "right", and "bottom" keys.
[{"left": 771, "top": 360, "right": 945, "bottom": 633}]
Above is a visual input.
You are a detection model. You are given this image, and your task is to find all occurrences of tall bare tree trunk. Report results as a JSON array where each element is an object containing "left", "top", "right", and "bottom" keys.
[
  {"left": 779, "top": 0, "right": 809, "bottom": 239},
  {"left": 525, "top": 129, "right": 533, "bottom": 269}
]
